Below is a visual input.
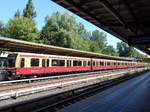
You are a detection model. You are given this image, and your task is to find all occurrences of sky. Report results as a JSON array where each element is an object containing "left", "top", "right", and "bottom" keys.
[{"left": 0, "top": 0, "right": 121, "bottom": 48}]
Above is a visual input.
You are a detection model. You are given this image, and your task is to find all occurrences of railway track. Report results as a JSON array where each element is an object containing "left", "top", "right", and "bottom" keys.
[
  {"left": 0, "top": 68, "right": 147, "bottom": 101},
  {"left": 0, "top": 68, "right": 136, "bottom": 86},
  {"left": 33, "top": 70, "right": 147, "bottom": 112},
  {"left": 0, "top": 68, "right": 136, "bottom": 92},
  {"left": 0, "top": 67, "right": 148, "bottom": 112}
]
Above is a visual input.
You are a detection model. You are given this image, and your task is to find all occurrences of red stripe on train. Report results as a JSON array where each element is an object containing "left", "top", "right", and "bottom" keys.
[{"left": 16, "top": 66, "right": 130, "bottom": 75}]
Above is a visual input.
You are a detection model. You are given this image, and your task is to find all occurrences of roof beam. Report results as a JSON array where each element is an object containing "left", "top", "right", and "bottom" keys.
[
  {"left": 99, "top": 0, "right": 126, "bottom": 26},
  {"left": 122, "top": 0, "right": 142, "bottom": 35},
  {"left": 128, "top": 35, "right": 150, "bottom": 46},
  {"left": 99, "top": 0, "right": 135, "bottom": 33},
  {"left": 53, "top": 0, "right": 103, "bottom": 26},
  {"left": 122, "top": 0, "right": 137, "bottom": 22}
]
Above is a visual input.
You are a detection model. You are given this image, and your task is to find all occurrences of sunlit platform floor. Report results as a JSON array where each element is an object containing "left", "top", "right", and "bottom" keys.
[{"left": 57, "top": 71, "right": 150, "bottom": 112}]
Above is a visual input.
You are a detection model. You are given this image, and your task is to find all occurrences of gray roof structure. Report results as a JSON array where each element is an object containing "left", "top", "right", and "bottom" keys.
[{"left": 0, "top": 37, "right": 132, "bottom": 61}]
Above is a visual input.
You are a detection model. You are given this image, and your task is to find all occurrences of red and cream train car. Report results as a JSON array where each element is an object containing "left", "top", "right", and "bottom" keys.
[{"left": 5, "top": 52, "right": 146, "bottom": 79}]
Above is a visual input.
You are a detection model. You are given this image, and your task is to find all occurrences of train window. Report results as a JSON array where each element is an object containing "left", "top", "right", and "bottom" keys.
[
  {"left": 79, "top": 61, "right": 82, "bottom": 66},
  {"left": 73, "top": 60, "right": 82, "bottom": 66},
  {"left": 83, "top": 61, "right": 86, "bottom": 66},
  {"left": 42, "top": 59, "right": 46, "bottom": 67},
  {"left": 96, "top": 62, "right": 99, "bottom": 66},
  {"left": 0, "top": 58, "right": 7, "bottom": 67},
  {"left": 92, "top": 61, "right": 95, "bottom": 66},
  {"left": 31, "top": 58, "right": 39, "bottom": 67},
  {"left": 100, "top": 62, "right": 104, "bottom": 66},
  {"left": 20, "top": 58, "right": 25, "bottom": 68},
  {"left": 88, "top": 61, "right": 91, "bottom": 66},
  {"left": 67, "top": 60, "right": 71, "bottom": 66},
  {"left": 7, "top": 54, "right": 17, "bottom": 67},
  {"left": 73, "top": 61, "right": 78, "bottom": 66},
  {"left": 8, "top": 58, "right": 15, "bottom": 67},
  {"left": 52, "top": 59, "right": 65, "bottom": 66},
  {"left": 47, "top": 59, "right": 49, "bottom": 67},
  {"left": 107, "top": 62, "right": 110, "bottom": 66}
]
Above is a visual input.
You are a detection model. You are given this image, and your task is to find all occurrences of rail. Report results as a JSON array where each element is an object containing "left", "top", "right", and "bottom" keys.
[
  {"left": 0, "top": 68, "right": 145, "bottom": 86},
  {"left": 0, "top": 68, "right": 142, "bottom": 85},
  {"left": 0, "top": 67, "right": 148, "bottom": 101}
]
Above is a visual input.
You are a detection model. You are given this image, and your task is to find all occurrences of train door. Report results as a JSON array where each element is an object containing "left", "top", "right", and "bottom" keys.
[
  {"left": 67, "top": 60, "right": 72, "bottom": 67},
  {"left": 90, "top": 58, "right": 93, "bottom": 71},
  {"left": 42, "top": 58, "right": 49, "bottom": 74},
  {"left": 42, "top": 58, "right": 49, "bottom": 67}
]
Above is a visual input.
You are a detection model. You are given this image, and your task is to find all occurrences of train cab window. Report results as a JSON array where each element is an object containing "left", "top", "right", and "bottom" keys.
[
  {"left": 8, "top": 59, "right": 15, "bottom": 67},
  {"left": 20, "top": 58, "right": 25, "bottom": 68},
  {"left": 52, "top": 59, "right": 65, "bottom": 66},
  {"left": 8, "top": 54, "right": 17, "bottom": 67},
  {"left": 0, "top": 58, "right": 7, "bottom": 68},
  {"left": 31, "top": 58, "right": 39, "bottom": 67},
  {"left": 67, "top": 60, "right": 72, "bottom": 66}
]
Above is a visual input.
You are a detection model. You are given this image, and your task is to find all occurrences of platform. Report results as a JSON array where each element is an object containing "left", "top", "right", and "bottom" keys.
[{"left": 57, "top": 71, "right": 150, "bottom": 112}]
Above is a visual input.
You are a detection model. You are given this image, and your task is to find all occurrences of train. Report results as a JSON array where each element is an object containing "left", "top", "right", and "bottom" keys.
[{"left": 0, "top": 52, "right": 147, "bottom": 81}]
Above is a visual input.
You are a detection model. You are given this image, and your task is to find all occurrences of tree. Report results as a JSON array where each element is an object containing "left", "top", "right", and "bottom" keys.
[
  {"left": 14, "top": 9, "right": 21, "bottom": 18},
  {"left": 0, "top": 21, "right": 5, "bottom": 36},
  {"left": 117, "top": 41, "right": 128, "bottom": 57},
  {"left": 90, "top": 30, "right": 107, "bottom": 52},
  {"left": 116, "top": 41, "right": 144, "bottom": 58},
  {"left": 6, "top": 17, "right": 40, "bottom": 42},
  {"left": 23, "top": 0, "right": 36, "bottom": 19},
  {"left": 89, "top": 41, "right": 100, "bottom": 52},
  {"left": 41, "top": 12, "right": 84, "bottom": 48},
  {"left": 103, "top": 45, "right": 118, "bottom": 56}
]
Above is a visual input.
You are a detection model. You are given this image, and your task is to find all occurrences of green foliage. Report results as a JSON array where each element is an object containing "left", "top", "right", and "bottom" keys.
[
  {"left": 90, "top": 30, "right": 107, "bottom": 49},
  {"left": 117, "top": 41, "right": 145, "bottom": 58},
  {"left": 41, "top": 12, "right": 82, "bottom": 48},
  {"left": 41, "top": 12, "right": 120, "bottom": 56},
  {"left": 23, "top": 0, "right": 36, "bottom": 19},
  {"left": 14, "top": 9, "right": 21, "bottom": 18},
  {"left": 0, "top": 21, "right": 6, "bottom": 36},
  {"left": 103, "top": 45, "right": 118, "bottom": 56},
  {"left": 89, "top": 41, "right": 101, "bottom": 53},
  {"left": 6, "top": 17, "right": 40, "bottom": 42}
]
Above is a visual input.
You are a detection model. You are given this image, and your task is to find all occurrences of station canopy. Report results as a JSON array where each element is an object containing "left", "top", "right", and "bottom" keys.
[
  {"left": 0, "top": 37, "right": 132, "bottom": 61},
  {"left": 52, "top": 0, "right": 150, "bottom": 55}
]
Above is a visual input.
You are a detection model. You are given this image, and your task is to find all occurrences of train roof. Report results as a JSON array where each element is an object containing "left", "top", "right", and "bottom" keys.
[{"left": 0, "top": 36, "right": 133, "bottom": 61}]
